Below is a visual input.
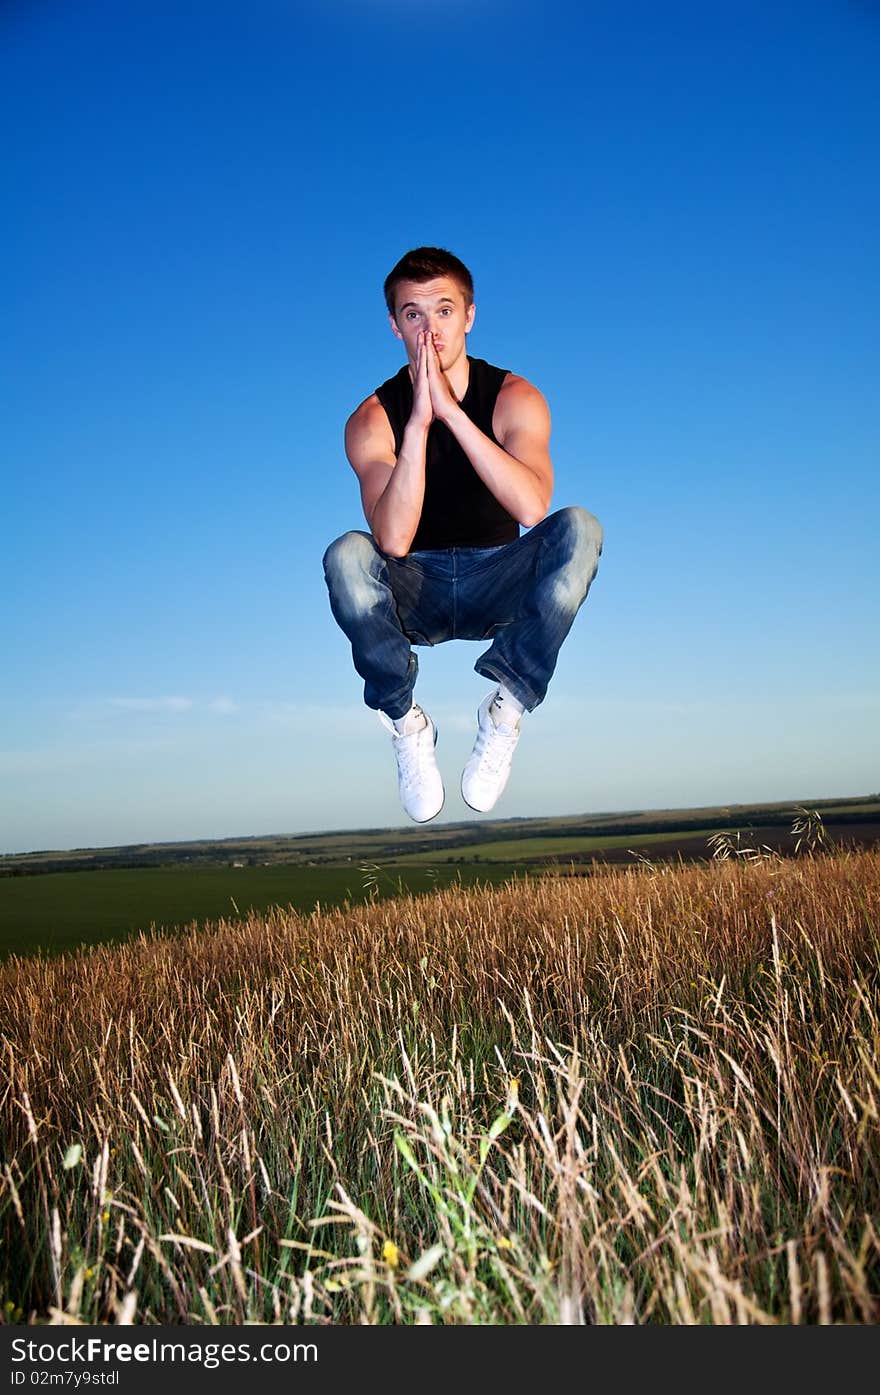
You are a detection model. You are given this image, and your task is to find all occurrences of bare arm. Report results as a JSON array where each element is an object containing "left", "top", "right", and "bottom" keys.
[
  {"left": 344, "top": 332, "right": 434, "bottom": 558},
  {"left": 427, "top": 340, "right": 553, "bottom": 527}
]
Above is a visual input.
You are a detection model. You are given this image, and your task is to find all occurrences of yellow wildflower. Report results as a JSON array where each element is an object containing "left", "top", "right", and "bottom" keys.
[{"left": 382, "top": 1239, "right": 400, "bottom": 1269}]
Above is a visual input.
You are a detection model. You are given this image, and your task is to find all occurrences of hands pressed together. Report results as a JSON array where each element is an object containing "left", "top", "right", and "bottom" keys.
[{"left": 410, "top": 330, "right": 460, "bottom": 430}]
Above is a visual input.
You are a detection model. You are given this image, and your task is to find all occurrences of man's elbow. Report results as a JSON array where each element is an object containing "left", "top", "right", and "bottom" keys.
[
  {"left": 371, "top": 525, "right": 411, "bottom": 558},
  {"left": 519, "top": 503, "right": 549, "bottom": 529},
  {"left": 519, "top": 486, "right": 553, "bottom": 529},
  {"left": 516, "top": 465, "right": 553, "bottom": 529}
]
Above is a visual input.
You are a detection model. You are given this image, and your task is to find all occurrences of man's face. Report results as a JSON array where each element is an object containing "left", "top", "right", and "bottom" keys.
[{"left": 390, "top": 277, "right": 476, "bottom": 372}]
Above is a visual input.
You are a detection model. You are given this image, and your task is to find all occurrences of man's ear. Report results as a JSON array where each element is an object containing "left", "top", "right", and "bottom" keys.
[
  {"left": 465, "top": 302, "right": 476, "bottom": 333},
  {"left": 389, "top": 313, "right": 404, "bottom": 341}
]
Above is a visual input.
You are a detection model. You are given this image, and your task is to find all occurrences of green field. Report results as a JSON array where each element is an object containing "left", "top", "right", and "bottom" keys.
[
  {"left": 3, "top": 793, "right": 877, "bottom": 961},
  {"left": 5, "top": 794, "right": 878, "bottom": 877},
  {"left": 393, "top": 827, "right": 722, "bottom": 863},
  {"left": 0, "top": 861, "right": 528, "bottom": 960}
]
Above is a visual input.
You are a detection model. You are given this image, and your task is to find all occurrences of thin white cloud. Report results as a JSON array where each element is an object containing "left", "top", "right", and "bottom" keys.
[
  {"left": 0, "top": 736, "right": 177, "bottom": 775},
  {"left": 108, "top": 696, "right": 194, "bottom": 713},
  {"left": 259, "top": 701, "right": 364, "bottom": 725},
  {"left": 69, "top": 696, "right": 244, "bottom": 721},
  {"left": 208, "top": 697, "right": 239, "bottom": 715},
  {"left": 549, "top": 691, "right": 880, "bottom": 718},
  {"left": 424, "top": 706, "right": 475, "bottom": 733}
]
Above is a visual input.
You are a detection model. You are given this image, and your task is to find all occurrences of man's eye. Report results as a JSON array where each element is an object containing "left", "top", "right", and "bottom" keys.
[
  {"left": 439, "top": 308, "right": 452, "bottom": 316},
  {"left": 406, "top": 311, "right": 419, "bottom": 320}
]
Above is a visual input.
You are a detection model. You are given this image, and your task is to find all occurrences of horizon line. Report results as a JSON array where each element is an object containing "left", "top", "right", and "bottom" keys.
[{"left": 2, "top": 789, "right": 877, "bottom": 861}]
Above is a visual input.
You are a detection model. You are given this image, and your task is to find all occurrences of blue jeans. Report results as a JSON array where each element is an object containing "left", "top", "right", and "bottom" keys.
[{"left": 322, "top": 506, "right": 603, "bottom": 721}]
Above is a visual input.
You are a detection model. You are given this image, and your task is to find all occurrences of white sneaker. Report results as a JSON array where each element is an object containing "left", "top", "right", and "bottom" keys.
[
  {"left": 378, "top": 705, "right": 445, "bottom": 823},
  {"left": 461, "top": 690, "right": 522, "bottom": 813}
]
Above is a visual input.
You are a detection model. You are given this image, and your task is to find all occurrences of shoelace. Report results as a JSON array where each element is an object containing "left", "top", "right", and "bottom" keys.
[
  {"left": 394, "top": 723, "right": 433, "bottom": 790},
  {"left": 475, "top": 719, "right": 519, "bottom": 777}
]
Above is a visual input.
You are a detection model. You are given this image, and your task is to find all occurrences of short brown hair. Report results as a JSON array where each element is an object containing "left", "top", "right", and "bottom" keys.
[{"left": 384, "top": 247, "right": 474, "bottom": 317}]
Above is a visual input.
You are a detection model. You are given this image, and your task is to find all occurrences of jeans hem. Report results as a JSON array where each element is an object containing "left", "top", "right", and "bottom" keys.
[
  {"left": 473, "top": 659, "right": 541, "bottom": 712},
  {"left": 366, "top": 656, "right": 418, "bottom": 721}
]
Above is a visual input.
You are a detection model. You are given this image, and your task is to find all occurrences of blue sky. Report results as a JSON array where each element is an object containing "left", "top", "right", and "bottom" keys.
[{"left": 3, "top": 0, "right": 878, "bottom": 854}]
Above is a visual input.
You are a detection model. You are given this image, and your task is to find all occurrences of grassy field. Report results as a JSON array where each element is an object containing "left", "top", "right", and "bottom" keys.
[
  {"left": 3, "top": 797, "right": 877, "bottom": 962},
  {"left": 1, "top": 847, "right": 877, "bottom": 1324},
  {"left": 0, "top": 862, "right": 527, "bottom": 961}
]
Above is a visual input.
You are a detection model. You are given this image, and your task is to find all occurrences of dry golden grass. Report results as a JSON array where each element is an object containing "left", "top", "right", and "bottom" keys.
[{"left": 1, "top": 849, "right": 878, "bottom": 1324}]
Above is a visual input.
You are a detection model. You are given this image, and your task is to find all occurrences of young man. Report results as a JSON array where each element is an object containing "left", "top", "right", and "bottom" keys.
[{"left": 323, "top": 247, "right": 603, "bottom": 823}]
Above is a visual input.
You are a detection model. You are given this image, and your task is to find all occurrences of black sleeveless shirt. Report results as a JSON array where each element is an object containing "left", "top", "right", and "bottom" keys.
[{"left": 374, "top": 356, "right": 520, "bottom": 551}]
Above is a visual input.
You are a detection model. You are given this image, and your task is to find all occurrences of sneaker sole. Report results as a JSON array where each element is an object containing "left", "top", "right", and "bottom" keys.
[
  {"left": 460, "top": 785, "right": 496, "bottom": 815},
  {"left": 408, "top": 792, "right": 446, "bottom": 823}
]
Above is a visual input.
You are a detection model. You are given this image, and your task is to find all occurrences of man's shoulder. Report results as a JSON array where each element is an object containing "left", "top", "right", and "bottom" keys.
[
  {"left": 495, "top": 370, "right": 548, "bottom": 407},
  {"left": 491, "top": 370, "right": 551, "bottom": 439},
  {"left": 345, "top": 392, "right": 390, "bottom": 438},
  {"left": 497, "top": 369, "right": 530, "bottom": 389}
]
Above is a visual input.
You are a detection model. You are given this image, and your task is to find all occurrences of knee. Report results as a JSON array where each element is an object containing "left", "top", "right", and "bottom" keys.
[
  {"left": 546, "top": 508, "right": 603, "bottom": 612},
  {"left": 559, "top": 506, "right": 603, "bottom": 556},
  {"left": 323, "top": 530, "right": 377, "bottom": 582},
  {"left": 322, "top": 531, "right": 382, "bottom": 611},
  {"left": 545, "top": 507, "right": 603, "bottom": 564}
]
